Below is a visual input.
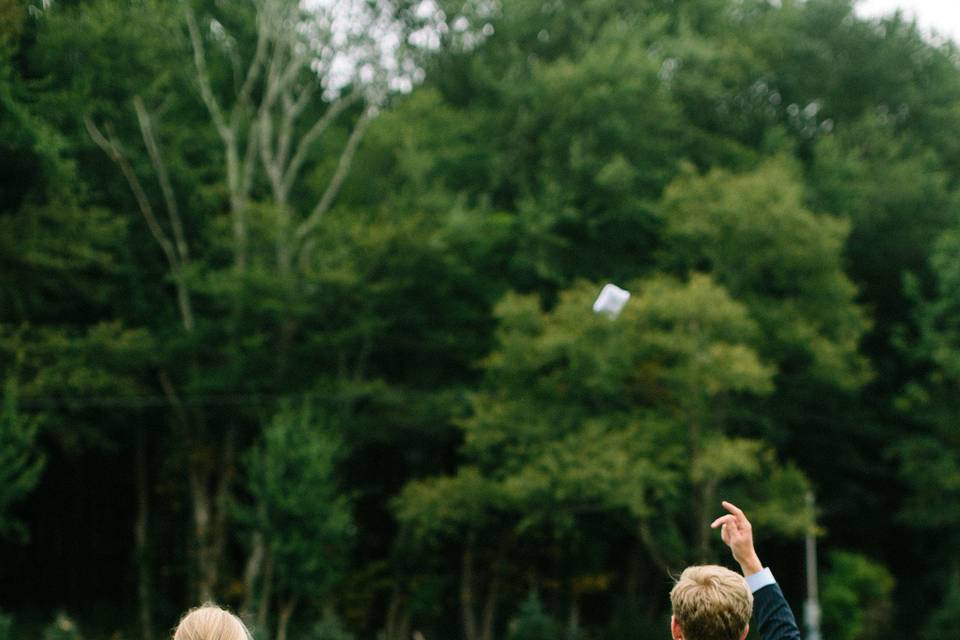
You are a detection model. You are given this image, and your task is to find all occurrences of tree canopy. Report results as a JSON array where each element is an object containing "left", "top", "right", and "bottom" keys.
[{"left": 1, "top": 1, "right": 959, "bottom": 639}]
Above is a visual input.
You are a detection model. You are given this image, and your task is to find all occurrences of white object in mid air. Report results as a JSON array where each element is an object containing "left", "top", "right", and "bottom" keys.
[{"left": 593, "top": 283, "right": 630, "bottom": 318}]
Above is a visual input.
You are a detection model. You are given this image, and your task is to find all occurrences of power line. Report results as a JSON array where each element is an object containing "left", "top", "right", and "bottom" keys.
[{"left": 18, "top": 393, "right": 287, "bottom": 410}]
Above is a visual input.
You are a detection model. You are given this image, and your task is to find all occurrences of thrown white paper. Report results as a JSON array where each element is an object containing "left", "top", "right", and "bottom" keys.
[{"left": 593, "top": 283, "right": 630, "bottom": 317}]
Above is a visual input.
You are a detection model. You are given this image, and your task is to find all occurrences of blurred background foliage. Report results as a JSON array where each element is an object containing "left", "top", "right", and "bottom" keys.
[{"left": 2, "top": 0, "right": 960, "bottom": 638}]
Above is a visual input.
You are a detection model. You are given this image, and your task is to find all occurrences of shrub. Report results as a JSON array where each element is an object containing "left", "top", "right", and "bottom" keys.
[
  {"left": 306, "top": 608, "right": 355, "bottom": 640},
  {"left": 0, "top": 611, "right": 13, "bottom": 640},
  {"left": 923, "top": 573, "right": 960, "bottom": 640},
  {"left": 42, "top": 612, "right": 83, "bottom": 640},
  {"left": 507, "top": 591, "right": 560, "bottom": 640}
]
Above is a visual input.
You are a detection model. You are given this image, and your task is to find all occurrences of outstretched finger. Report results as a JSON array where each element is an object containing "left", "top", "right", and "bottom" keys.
[
  {"left": 721, "top": 501, "right": 746, "bottom": 522},
  {"left": 710, "top": 514, "right": 735, "bottom": 529}
]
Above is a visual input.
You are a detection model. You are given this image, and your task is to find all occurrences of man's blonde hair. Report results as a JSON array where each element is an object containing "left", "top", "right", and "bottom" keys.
[
  {"left": 173, "top": 603, "right": 253, "bottom": 640},
  {"left": 670, "top": 565, "right": 753, "bottom": 640}
]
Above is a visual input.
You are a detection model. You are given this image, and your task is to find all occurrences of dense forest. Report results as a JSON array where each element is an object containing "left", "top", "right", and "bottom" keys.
[{"left": 3, "top": 0, "right": 960, "bottom": 638}]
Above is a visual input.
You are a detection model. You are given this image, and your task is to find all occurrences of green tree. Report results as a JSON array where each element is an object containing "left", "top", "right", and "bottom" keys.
[
  {"left": 0, "top": 377, "right": 44, "bottom": 541},
  {"left": 895, "top": 228, "right": 960, "bottom": 567},
  {"left": 820, "top": 551, "right": 894, "bottom": 640},
  {"left": 31, "top": 0, "right": 476, "bottom": 612},
  {"left": 242, "top": 401, "right": 354, "bottom": 640},
  {"left": 398, "top": 275, "right": 810, "bottom": 640},
  {"left": 808, "top": 116, "right": 955, "bottom": 379},
  {"left": 658, "top": 160, "right": 869, "bottom": 390},
  {"left": 656, "top": 161, "right": 871, "bottom": 554},
  {"left": 8, "top": 0, "right": 960, "bottom": 635}
]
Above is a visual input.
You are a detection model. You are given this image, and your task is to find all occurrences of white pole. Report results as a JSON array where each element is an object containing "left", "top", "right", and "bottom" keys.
[{"left": 804, "top": 491, "right": 822, "bottom": 640}]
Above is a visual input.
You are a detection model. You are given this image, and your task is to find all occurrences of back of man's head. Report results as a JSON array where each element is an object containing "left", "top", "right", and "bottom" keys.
[{"left": 670, "top": 565, "right": 753, "bottom": 640}]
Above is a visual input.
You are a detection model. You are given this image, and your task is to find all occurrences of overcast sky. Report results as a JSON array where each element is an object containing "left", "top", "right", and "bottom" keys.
[{"left": 857, "top": 0, "right": 960, "bottom": 44}]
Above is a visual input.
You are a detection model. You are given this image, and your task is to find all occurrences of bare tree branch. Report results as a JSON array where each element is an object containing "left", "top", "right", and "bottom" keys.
[
  {"left": 258, "top": 101, "right": 282, "bottom": 197},
  {"left": 282, "top": 91, "right": 361, "bottom": 199},
  {"left": 261, "top": 26, "right": 311, "bottom": 117},
  {"left": 84, "top": 117, "right": 177, "bottom": 268},
  {"left": 225, "top": 140, "right": 249, "bottom": 272},
  {"left": 273, "top": 46, "right": 310, "bottom": 102},
  {"left": 261, "top": 22, "right": 289, "bottom": 109},
  {"left": 85, "top": 116, "right": 195, "bottom": 332},
  {"left": 295, "top": 105, "right": 375, "bottom": 244},
  {"left": 240, "top": 119, "right": 260, "bottom": 200},
  {"left": 227, "top": 44, "right": 244, "bottom": 98},
  {"left": 234, "top": 4, "right": 270, "bottom": 120},
  {"left": 274, "top": 81, "right": 317, "bottom": 180},
  {"left": 184, "top": 1, "right": 265, "bottom": 268},
  {"left": 289, "top": 80, "right": 317, "bottom": 121},
  {"left": 181, "top": 1, "right": 376, "bottom": 274},
  {"left": 185, "top": 4, "right": 230, "bottom": 141},
  {"left": 275, "top": 89, "right": 296, "bottom": 175},
  {"left": 134, "top": 96, "right": 189, "bottom": 263},
  {"left": 158, "top": 370, "right": 192, "bottom": 430}
]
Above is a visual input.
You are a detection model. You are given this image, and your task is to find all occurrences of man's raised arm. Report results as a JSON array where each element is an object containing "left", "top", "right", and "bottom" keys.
[{"left": 711, "top": 501, "right": 802, "bottom": 640}]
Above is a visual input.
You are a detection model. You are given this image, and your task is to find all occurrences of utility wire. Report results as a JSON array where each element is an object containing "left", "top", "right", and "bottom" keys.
[{"left": 18, "top": 393, "right": 285, "bottom": 410}]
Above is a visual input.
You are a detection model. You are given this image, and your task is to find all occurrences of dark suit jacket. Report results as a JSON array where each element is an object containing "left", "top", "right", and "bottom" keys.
[{"left": 753, "top": 583, "right": 801, "bottom": 640}]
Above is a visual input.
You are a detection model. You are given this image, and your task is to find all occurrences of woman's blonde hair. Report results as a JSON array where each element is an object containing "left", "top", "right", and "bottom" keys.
[{"left": 173, "top": 603, "right": 253, "bottom": 640}]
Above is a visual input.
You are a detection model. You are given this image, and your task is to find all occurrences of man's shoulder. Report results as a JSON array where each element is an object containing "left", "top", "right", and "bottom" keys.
[{"left": 751, "top": 581, "right": 802, "bottom": 640}]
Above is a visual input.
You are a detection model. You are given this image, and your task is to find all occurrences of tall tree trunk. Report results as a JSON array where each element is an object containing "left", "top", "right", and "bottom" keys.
[
  {"left": 135, "top": 424, "right": 153, "bottom": 640},
  {"left": 696, "top": 477, "right": 718, "bottom": 562},
  {"left": 185, "top": 423, "right": 236, "bottom": 603},
  {"left": 257, "top": 546, "right": 275, "bottom": 633},
  {"left": 242, "top": 529, "right": 265, "bottom": 618},
  {"left": 461, "top": 531, "right": 479, "bottom": 640},
  {"left": 212, "top": 425, "right": 236, "bottom": 586},
  {"left": 479, "top": 570, "right": 500, "bottom": 640},
  {"left": 190, "top": 461, "right": 216, "bottom": 602},
  {"left": 480, "top": 536, "right": 508, "bottom": 640},
  {"left": 385, "top": 581, "right": 410, "bottom": 640},
  {"left": 275, "top": 597, "right": 297, "bottom": 640},
  {"left": 626, "top": 534, "right": 641, "bottom": 598},
  {"left": 638, "top": 520, "right": 672, "bottom": 576},
  {"left": 567, "top": 595, "right": 580, "bottom": 640},
  {"left": 688, "top": 406, "right": 711, "bottom": 563},
  {"left": 694, "top": 487, "right": 708, "bottom": 562}
]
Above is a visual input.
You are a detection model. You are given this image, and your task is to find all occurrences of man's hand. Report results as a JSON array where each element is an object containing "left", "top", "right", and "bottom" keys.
[{"left": 710, "top": 501, "right": 763, "bottom": 577}]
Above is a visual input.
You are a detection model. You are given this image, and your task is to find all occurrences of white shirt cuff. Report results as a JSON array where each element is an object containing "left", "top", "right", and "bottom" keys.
[{"left": 745, "top": 567, "right": 776, "bottom": 593}]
